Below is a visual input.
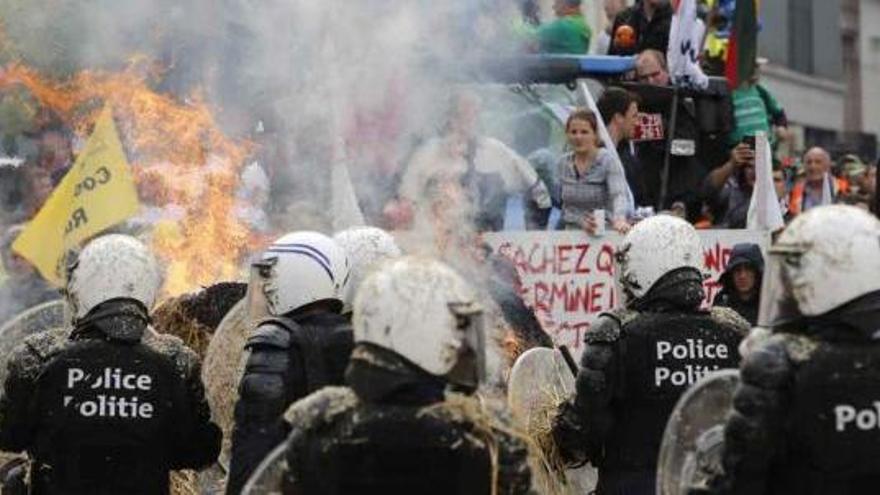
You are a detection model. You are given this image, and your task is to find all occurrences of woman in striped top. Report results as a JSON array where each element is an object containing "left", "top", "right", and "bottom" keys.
[{"left": 554, "top": 108, "right": 631, "bottom": 234}]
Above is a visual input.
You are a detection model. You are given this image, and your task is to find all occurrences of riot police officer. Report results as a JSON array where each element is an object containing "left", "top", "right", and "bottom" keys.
[
  {"left": 332, "top": 226, "right": 402, "bottom": 316},
  {"left": 703, "top": 205, "right": 880, "bottom": 494},
  {"left": 0, "top": 234, "right": 221, "bottom": 494},
  {"left": 276, "top": 256, "right": 532, "bottom": 494},
  {"left": 227, "top": 231, "right": 353, "bottom": 494},
  {"left": 553, "top": 215, "right": 749, "bottom": 495}
]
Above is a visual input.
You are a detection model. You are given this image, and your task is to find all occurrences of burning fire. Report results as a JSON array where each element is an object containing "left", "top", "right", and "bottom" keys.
[{"left": 0, "top": 60, "right": 268, "bottom": 296}]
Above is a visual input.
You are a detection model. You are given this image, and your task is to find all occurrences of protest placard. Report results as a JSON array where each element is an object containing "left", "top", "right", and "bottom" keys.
[{"left": 484, "top": 230, "right": 769, "bottom": 356}]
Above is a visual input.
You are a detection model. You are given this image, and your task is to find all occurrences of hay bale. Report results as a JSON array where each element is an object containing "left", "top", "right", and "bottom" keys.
[
  {"left": 171, "top": 470, "right": 199, "bottom": 495},
  {"left": 153, "top": 282, "right": 247, "bottom": 357},
  {"left": 202, "top": 299, "right": 249, "bottom": 470}
]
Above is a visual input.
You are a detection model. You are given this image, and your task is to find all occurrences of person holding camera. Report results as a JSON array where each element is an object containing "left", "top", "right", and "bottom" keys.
[{"left": 701, "top": 139, "right": 757, "bottom": 228}]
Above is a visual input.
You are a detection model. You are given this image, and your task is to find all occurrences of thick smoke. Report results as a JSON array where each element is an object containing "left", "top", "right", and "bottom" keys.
[{"left": 0, "top": 0, "right": 556, "bottom": 372}]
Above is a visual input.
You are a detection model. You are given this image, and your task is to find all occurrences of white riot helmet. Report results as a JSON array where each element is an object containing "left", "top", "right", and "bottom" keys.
[
  {"left": 759, "top": 205, "right": 880, "bottom": 326},
  {"left": 333, "top": 227, "right": 402, "bottom": 314},
  {"left": 66, "top": 234, "right": 162, "bottom": 320},
  {"left": 353, "top": 256, "right": 485, "bottom": 390},
  {"left": 615, "top": 214, "right": 704, "bottom": 306},
  {"left": 254, "top": 231, "right": 350, "bottom": 316}
]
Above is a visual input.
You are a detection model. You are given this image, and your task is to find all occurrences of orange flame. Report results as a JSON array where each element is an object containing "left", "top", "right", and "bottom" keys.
[{"left": 0, "top": 60, "right": 267, "bottom": 297}]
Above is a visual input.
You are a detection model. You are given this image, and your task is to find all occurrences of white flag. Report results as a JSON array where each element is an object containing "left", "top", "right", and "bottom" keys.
[
  {"left": 330, "top": 139, "right": 366, "bottom": 231},
  {"left": 667, "top": 0, "right": 709, "bottom": 89},
  {"left": 821, "top": 172, "right": 834, "bottom": 206},
  {"left": 747, "top": 132, "right": 785, "bottom": 232}
]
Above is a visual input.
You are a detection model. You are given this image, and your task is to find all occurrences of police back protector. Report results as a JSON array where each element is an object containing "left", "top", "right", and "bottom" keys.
[
  {"left": 256, "top": 314, "right": 352, "bottom": 395},
  {"left": 603, "top": 310, "right": 742, "bottom": 471},
  {"left": 30, "top": 339, "right": 181, "bottom": 493},
  {"left": 781, "top": 337, "right": 880, "bottom": 491},
  {"left": 289, "top": 400, "right": 497, "bottom": 495}
]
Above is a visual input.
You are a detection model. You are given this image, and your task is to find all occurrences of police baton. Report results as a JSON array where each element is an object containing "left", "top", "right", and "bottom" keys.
[{"left": 558, "top": 345, "right": 579, "bottom": 378}]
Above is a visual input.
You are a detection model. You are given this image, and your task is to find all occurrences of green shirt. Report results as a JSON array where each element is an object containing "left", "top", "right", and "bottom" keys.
[
  {"left": 729, "top": 83, "right": 783, "bottom": 145},
  {"left": 536, "top": 14, "right": 592, "bottom": 54}
]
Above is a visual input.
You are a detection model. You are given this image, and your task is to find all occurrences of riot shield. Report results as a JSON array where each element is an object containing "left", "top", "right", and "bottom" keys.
[
  {"left": 241, "top": 443, "right": 287, "bottom": 495},
  {"left": 507, "top": 347, "right": 597, "bottom": 494},
  {"left": 201, "top": 299, "right": 249, "bottom": 471},
  {"left": 657, "top": 369, "right": 740, "bottom": 495},
  {"left": 0, "top": 299, "right": 65, "bottom": 386}
]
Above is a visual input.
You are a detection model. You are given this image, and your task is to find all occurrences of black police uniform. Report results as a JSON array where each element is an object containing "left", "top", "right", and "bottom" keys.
[
  {"left": 709, "top": 291, "right": 880, "bottom": 495},
  {"left": 281, "top": 343, "right": 532, "bottom": 495},
  {"left": 0, "top": 300, "right": 221, "bottom": 495},
  {"left": 554, "top": 270, "right": 749, "bottom": 495},
  {"left": 226, "top": 311, "right": 353, "bottom": 494}
]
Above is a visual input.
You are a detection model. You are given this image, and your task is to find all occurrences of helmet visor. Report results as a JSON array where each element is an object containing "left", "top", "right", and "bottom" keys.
[
  {"left": 246, "top": 257, "right": 276, "bottom": 323},
  {"left": 757, "top": 242, "right": 808, "bottom": 327}
]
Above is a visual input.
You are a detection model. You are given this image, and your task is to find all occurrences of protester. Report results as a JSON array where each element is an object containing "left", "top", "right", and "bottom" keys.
[
  {"left": 278, "top": 256, "right": 532, "bottom": 494},
  {"left": 839, "top": 154, "right": 875, "bottom": 211},
  {"left": 728, "top": 59, "right": 790, "bottom": 147},
  {"left": 553, "top": 215, "right": 748, "bottom": 495},
  {"left": 773, "top": 166, "right": 792, "bottom": 219},
  {"left": 0, "top": 234, "right": 221, "bottom": 494},
  {"left": 608, "top": 0, "right": 673, "bottom": 56},
  {"left": 0, "top": 225, "right": 59, "bottom": 327},
  {"left": 227, "top": 231, "right": 353, "bottom": 494},
  {"left": 632, "top": 50, "right": 709, "bottom": 221},
  {"left": 534, "top": 0, "right": 592, "bottom": 54},
  {"left": 396, "top": 91, "right": 551, "bottom": 233},
  {"left": 713, "top": 243, "right": 763, "bottom": 325},
  {"left": 595, "top": 0, "right": 628, "bottom": 55},
  {"left": 700, "top": 206, "right": 880, "bottom": 494},
  {"left": 788, "top": 147, "right": 848, "bottom": 217},
  {"left": 597, "top": 87, "right": 647, "bottom": 208},
  {"left": 552, "top": 108, "right": 630, "bottom": 234},
  {"left": 702, "top": 143, "right": 756, "bottom": 228}
]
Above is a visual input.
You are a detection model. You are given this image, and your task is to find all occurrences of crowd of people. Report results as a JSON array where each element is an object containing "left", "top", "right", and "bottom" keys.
[
  {"left": 0, "top": 204, "right": 874, "bottom": 494},
  {"left": 0, "top": 2, "right": 878, "bottom": 493}
]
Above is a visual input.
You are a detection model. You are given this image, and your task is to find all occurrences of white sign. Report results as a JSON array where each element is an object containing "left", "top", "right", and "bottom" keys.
[{"left": 484, "top": 230, "right": 769, "bottom": 356}]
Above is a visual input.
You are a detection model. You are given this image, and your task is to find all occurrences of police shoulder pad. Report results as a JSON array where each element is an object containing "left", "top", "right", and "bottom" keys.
[
  {"left": 283, "top": 386, "right": 356, "bottom": 428},
  {"left": 708, "top": 306, "right": 751, "bottom": 337},
  {"left": 246, "top": 322, "right": 292, "bottom": 350},
  {"left": 585, "top": 309, "right": 637, "bottom": 344},
  {"left": 23, "top": 326, "right": 69, "bottom": 361}
]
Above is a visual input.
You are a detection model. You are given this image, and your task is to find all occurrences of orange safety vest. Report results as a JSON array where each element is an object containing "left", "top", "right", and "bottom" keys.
[{"left": 788, "top": 177, "right": 850, "bottom": 216}]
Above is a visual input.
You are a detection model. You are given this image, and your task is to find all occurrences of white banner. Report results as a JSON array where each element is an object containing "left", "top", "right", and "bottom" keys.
[{"left": 484, "top": 230, "right": 769, "bottom": 357}]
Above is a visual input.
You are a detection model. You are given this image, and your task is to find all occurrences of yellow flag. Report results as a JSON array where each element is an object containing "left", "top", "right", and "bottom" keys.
[{"left": 12, "top": 107, "right": 140, "bottom": 286}]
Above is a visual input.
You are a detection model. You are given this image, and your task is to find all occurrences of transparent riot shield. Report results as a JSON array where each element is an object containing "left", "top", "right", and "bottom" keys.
[
  {"left": 657, "top": 369, "right": 740, "bottom": 495},
  {"left": 241, "top": 443, "right": 287, "bottom": 495},
  {"left": 0, "top": 300, "right": 65, "bottom": 385},
  {"left": 508, "top": 347, "right": 597, "bottom": 494}
]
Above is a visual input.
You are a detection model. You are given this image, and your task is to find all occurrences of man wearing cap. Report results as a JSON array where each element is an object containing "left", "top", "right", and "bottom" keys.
[
  {"left": 713, "top": 243, "right": 763, "bottom": 326},
  {"left": 839, "top": 154, "right": 875, "bottom": 211}
]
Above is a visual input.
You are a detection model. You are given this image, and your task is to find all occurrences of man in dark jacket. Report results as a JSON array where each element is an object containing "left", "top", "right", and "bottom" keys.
[
  {"left": 553, "top": 215, "right": 749, "bottom": 495},
  {"left": 713, "top": 243, "right": 763, "bottom": 325},
  {"left": 227, "top": 231, "right": 354, "bottom": 494},
  {"left": 608, "top": 0, "right": 673, "bottom": 56},
  {"left": 702, "top": 205, "right": 880, "bottom": 495},
  {"left": 0, "top": 234, "right": 220, "bottom": 494}
]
